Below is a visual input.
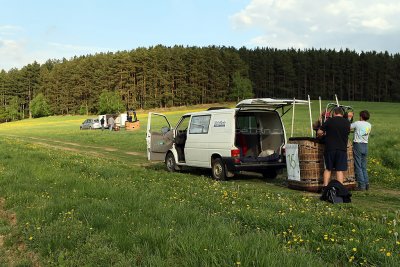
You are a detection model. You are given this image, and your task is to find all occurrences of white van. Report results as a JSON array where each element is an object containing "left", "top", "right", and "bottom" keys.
[{"left": 146, "top": 98, "right": 308, "bottom": 180}]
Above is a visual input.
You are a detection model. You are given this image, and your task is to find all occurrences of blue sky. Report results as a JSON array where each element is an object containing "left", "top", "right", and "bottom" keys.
[{"left": 1, "top": 0, "right": 399, "bottom": 70}]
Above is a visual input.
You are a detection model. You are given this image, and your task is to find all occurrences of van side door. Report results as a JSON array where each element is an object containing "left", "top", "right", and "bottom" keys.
[
  {"left": 146, "top": 112, "right": 173, "bottom": 161},
  {"left": 185, "top": 114, "right": 212, "bottom": 167}
]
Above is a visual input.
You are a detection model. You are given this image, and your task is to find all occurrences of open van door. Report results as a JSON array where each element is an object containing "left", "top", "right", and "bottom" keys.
[{"left": 146, "top": 112, "right": 173, "bottom": 161}]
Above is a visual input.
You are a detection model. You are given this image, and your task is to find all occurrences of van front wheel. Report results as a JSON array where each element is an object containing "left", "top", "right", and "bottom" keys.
[
  {"left": 166, "top": 152, "right": 180, "bottom": 172},
  {"left": 212, "top": 158, "right": 226, "bottom": 181}
]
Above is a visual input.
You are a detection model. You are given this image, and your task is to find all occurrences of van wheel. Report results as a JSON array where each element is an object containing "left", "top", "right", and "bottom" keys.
[
  {"left": 262, "top": 169, "right": 278, "bottom": 179},
  {"left": 165, "top": 152, "right": 180, "bottom": 172},
  {"left": 212, "top": 158, "right": 226, "bottom": 181}
]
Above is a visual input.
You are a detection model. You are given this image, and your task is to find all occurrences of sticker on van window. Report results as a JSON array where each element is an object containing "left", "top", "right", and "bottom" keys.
[{"left": 214, "top": 121, "right": 226, "bottom": 127}]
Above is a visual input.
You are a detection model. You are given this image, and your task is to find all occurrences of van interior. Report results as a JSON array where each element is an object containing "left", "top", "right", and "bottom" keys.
[{"left": 235, "top": 110, "right": 285, "bottom": 162}]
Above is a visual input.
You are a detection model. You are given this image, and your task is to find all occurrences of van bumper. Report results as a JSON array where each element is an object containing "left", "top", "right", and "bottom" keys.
[{"left": 222, "top": 157, "right": 286, "bottom": 172}]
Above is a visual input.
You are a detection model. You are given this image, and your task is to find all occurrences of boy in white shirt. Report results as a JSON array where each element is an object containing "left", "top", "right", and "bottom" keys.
[{"left": 351, "top": 110, "right": 372, "bottom": 190}]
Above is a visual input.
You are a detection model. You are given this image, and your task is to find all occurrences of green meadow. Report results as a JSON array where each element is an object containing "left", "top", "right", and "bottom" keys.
[{"left": 0, "top": 101, "right": 399, "bottom": 266}]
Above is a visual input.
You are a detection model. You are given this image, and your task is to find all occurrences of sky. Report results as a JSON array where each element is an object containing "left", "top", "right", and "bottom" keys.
[{"left": 1, "top": 0, "right": 399, "bottom": 71}]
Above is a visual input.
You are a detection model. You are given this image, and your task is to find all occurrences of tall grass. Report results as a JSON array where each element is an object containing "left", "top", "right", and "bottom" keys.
[{"left": 0, "top": 134, "right": 400, "bottom": 265}]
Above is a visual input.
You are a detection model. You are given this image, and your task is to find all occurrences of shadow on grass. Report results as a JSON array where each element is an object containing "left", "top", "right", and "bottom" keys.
[{"left": 144, "top": 163, "right": 289, "bottom": 188}]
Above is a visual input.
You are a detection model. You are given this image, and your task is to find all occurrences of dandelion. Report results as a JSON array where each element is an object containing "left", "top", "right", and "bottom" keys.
[
  {"left": 352, "top": 229, "right": 356, "bottom": 233},
  {"left": 352, "top": 247, "right": 357, "bottom": 252},
  {"left": 386, "top": 252, "right": 391, "bottom": 257},
  {"left": 28, "top": 236, "right": 33, "bottom": 241}
]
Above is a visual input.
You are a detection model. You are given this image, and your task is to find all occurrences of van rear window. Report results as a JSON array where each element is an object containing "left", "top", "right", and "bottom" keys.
[
  {"left": 189, "top": 115, "right": 211, "bottom": 134},
  {"left": 236, "top": 115, "right": 257, "bottom": 130}
]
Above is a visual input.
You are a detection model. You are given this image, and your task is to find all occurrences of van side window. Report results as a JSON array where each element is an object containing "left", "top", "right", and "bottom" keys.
[{"left": 189, "top": 115, "right": 211, "bottom": 134}]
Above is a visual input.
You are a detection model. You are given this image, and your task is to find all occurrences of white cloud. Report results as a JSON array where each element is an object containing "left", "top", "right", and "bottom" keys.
[
  {"left": 0, "top": 23, "right": 111, "bottom": 70},
  {"left": 0, "top": 38, "right": 29, "bottom": 70},
  {"left": 362, "top": 18, "right": 391, "bottom": 31},
  {"left": 0, "top": 25, "right": 23, "bottom": 35},
  {"left": 231, "top": 0, "right": 400, "bottom": 52},
  {"left": 0, "top": 38, "right": 109, "bottom": 71}
]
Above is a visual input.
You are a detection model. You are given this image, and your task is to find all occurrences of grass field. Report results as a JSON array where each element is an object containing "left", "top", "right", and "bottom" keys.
[{"left": 0, "top": 100, "right": 399, "bottom": 266}]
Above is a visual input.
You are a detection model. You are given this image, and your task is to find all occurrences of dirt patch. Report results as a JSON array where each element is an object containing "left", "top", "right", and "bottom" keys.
[
  {"left": 104, "top": 147, "right": 118, "bottom": 152},
  {"left": 33, "top": 142, "right": 81, "bottom": 153},
  {"left": 0, "top": 197, "right": 41, "bottom": 266},
  {"left": 125, "top": 151, "right": 142, "bottom": 156},
  {"left": 0, "top": 198, "right": 17, "bottom": 226},
  {"left": 1, "top": 134, "right": 146, "bottom": 163},
  {"left": 52, "top": 140, "right": 82, "bottom": 147}
]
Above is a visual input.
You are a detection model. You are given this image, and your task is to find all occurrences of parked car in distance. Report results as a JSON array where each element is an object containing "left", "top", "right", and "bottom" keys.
[{"left": 80, "top": 118, "right": 101, "bottom": 130}]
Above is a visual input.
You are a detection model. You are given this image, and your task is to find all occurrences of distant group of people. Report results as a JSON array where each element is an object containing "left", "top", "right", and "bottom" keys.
[
  {"left": 100, "top": 115, "right": 116, "bottom": 131},
  {"left": 316, "top": 107, "right": 372, "bottom": 191}
]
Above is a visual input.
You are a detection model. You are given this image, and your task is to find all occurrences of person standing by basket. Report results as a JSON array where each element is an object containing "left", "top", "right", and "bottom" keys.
[
  {"left": 108, "top": 116, "right": 115, "bottom": 131},
  {"left": 351, "top": 110, "right": 371, "bottom": 190},
  {"left": 317, "top": 107, "right": 351, "bottom": 187}
]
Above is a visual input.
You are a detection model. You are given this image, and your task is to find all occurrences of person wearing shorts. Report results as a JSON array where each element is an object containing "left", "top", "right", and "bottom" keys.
[{"left": 317, "top": 107, "right": 351, "bottom": 186}]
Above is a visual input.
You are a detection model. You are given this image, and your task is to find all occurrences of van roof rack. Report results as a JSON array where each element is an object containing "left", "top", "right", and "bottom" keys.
[{"left": 207, "top": 107, "right": 229, "bottom": 111}]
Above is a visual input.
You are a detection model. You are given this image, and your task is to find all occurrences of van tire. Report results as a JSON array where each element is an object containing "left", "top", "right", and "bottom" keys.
[
  {"left": 262, "top": 168, "right": 278, "bottom": 179},
  {"left": 212, "top": 158, "right": 226, "bottom": 181},
  {"left": 166, "top": 152, "right": 180, "bottom": 172}
]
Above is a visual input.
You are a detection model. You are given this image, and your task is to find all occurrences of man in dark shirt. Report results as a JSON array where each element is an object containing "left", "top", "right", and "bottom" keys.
[{"left": 317, "top": 107, "right": 350, "bottom": 186}]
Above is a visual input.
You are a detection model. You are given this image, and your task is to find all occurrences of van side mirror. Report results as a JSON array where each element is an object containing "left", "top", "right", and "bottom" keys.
[{"left": 161, "top": 126, "right": 170, "bottom": 134}]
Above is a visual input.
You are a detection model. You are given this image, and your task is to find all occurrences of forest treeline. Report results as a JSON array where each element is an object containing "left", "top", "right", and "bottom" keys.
[{"left": 0, "top": 45, "right": 399, "bottom": 121}]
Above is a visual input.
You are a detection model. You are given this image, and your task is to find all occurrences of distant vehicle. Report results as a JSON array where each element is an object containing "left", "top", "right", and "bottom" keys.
[{"left": 80, "top": 118, "right": 101, "bottom": 130}]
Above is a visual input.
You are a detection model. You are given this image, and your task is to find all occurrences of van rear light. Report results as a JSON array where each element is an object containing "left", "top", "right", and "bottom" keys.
[
  {"left": 231, "top": 149, "right": 240, "bottom": 158},
  {"left": 231, "top": 148, "right": 241, "bottom": 163},
  {"left": 281, "top": 147, "right": 286, "bottom": 156}
]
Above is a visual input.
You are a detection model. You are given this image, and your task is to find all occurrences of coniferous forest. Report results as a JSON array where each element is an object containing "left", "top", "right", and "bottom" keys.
[{"left": 1, "top": 45, "right": 399, "bottom": 121}]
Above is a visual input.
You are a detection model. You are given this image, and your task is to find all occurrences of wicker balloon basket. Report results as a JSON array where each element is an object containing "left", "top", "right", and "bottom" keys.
[{"left": 287, "top": 137, "right": 356, "bottom": 192}]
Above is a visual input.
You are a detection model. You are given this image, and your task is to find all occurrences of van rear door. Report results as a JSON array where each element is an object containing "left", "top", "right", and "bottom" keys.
[
  {"left": 236, "top": 98, "right": 308, "bottom": 110},
  {"left": 146, "top": 112, "right": 173, "bottom": 161}
]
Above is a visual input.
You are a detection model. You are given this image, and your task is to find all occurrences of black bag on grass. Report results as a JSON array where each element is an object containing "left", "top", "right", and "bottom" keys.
[{"left": 320, "top": 180, "right": 352, "bottom": 204}]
